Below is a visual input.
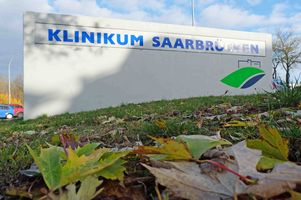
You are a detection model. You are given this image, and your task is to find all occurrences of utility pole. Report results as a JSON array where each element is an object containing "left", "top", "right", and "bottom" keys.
[
  {"left": 191, "top": 0, "right": 195, "bottom": 26},
  {"left": 8, "top": 58, "right": 12, "bottom": 104}
]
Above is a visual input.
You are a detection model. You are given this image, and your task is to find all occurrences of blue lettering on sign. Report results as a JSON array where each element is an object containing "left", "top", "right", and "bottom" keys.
[
  {"left": 63, "top": 30, "right": 73, "bottom": 42},
  {"left": 185, "top": 39, "right": 194, "bottom": 49},
  {"left": 117, "top": 34, "right": 128, "bottom": 45},
  {"left": 97, "top": 33, "right": 101, "bottom": 44},
  {"left": 152, "top": 36, "right": 160, "bottom": 47},
  {"left": 74, "top": 31, "right": 80, "bottom": 43},
  {"left": 46, "top": 29, "right": 261, "bottom": 55},
  {"left": 195, "top": 40, "right": 204, "bottom": 50},
  {"left": 215, "top": 41, "right": 224, "bottom": 52},
  {"left": 131, "top": 35, "right": 143, "bottom": 46},
  {"left": 251, "top": 44, "right": 259, "bottom": 54},
  {"left": 161, "top": 37, "right": 172, "bottom": 48},
  {"left": 48, "top": 29, "right": 61, "bottom": 41},
  {"left": 82, "top": 31, "right": 94, "bottom": 43},
  {"left": 205, "top": 41, "right": 214, "bottom": 51},
  {"left": 104, "top": 33, "right": 115, "bottom": 45},
  {"left": 174, "top": 38, "right": 184, "bottom": 49}
]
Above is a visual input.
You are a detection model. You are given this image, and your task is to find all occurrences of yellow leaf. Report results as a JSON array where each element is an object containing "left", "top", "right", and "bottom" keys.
[
  {"left": 298, "top": 102, "right": 301, "bottom": 109},
  {"left": 154, "top": 119, "right": 167, "bottom": 129},
  {"left": 27, "top": 144, "right": 129, "bottom": 191},
  {"left": 256, "top": 156, "right": 285, "bottom": 171},
  {"left": 134, "top": 136, "right": 192, "bottom": 160},
  {"left": 60, "top": 147, "right": 108, "bottom": 187},
  {"left": 224, "top": 120, "right": 257, "bottom": 127},
  {"left": 51, "top": 176, "right": 103, "bottom": 200},
  {"left": 97, "top": 151, "right": 129, "bottom": 182},
  {"left": 289, "top": 190, "right": 301, "bottom": 200},
  {"left": 247, "top": 125, "right": 289, "bottom": 170}
]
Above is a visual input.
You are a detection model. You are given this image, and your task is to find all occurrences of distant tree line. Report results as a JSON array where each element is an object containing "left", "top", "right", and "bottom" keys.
[{"left": 0, "top": 75, "right": 23, "bottom": 105}]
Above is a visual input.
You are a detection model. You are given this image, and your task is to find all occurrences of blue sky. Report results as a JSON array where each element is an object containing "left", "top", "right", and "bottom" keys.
[{"left": 0, "top": 0, "right": 300, "bottom": 79}]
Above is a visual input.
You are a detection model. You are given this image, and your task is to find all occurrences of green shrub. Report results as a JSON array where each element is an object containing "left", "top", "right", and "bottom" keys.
[{"left": 267, "top": 81, "right": 301, "bottom": 107}]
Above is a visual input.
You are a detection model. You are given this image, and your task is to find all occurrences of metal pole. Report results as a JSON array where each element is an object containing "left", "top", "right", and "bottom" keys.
[
  {"left": 191, "top": 0, "right": 195, "bottom": 26},
  {"left": 8, "top": 58, "right": 12, "bottom": 104}
]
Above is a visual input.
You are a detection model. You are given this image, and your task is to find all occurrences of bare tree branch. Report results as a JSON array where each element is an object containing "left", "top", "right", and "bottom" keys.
[{"left": 273, "top": 30, "right": 301, "bottom": 86}]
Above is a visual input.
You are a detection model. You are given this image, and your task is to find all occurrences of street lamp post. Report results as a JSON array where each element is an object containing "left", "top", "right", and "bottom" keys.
[
  {"left": 191, "top": 0, "right": 195, "bottom": 26},
  {"left": 8, "top": 58, "right": 12, "bottom": 104}
]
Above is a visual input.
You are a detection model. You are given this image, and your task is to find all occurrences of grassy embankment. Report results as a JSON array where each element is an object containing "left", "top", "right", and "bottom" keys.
[{"left": 1, "top": 93, "right": 299, "bottom": 193}]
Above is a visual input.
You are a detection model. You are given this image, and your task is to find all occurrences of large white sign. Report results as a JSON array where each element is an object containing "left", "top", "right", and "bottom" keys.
[
  {"left": 35, "top": 23, "right": 266, "bottom": 56},
  {"left": 24, "top": 12, "right": 272, "bottom": 119}
]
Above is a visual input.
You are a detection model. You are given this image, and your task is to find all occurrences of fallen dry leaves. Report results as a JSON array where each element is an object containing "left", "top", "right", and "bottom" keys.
[
  {"left": 137, "top": 135, "right": 301, "bottom": 199},
  {"left": 134, "top": 136, "right": 192, "bottom": 160}
]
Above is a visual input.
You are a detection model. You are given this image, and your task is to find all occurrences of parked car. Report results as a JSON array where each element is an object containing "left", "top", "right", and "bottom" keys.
[
  {"left": 0, "top": 104, "right": 14, "bottom": 119},
  {"left": 10, "top": 104, "right": 24, "bottom": 118}
]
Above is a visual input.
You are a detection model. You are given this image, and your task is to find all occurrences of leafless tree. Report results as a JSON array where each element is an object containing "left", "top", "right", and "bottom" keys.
[
  {"left": 12, "top": 75, "right": 23, "bottom": 102},
  {"left": 272, "top": 57, "right": 280, "bottom": 79},
  {"left": 0, "top": 76, "right": 7, "bottom": 94},
  {"left": 273, "top": 30, "right": 301, "bottom": 86},
  {"left": 0, "top": 75, "right": 23, "bottom": 104}
]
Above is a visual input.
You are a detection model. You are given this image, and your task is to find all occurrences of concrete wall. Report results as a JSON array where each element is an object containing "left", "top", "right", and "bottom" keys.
[{"left": 24, "top": 12, "right": 272, "bottom": 119}]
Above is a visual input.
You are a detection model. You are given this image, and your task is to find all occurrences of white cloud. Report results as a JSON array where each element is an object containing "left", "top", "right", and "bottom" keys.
[
  {"left": 267, "top": 3, "right": 288, "bottom": 25},
  {"left": 289, "top": 13, "right": 301, "bottom": 33},
  {"left": 199, "top": 0, "right": 216, "bottom": 5},
  {"left": 52, "top": 0, "right": 113, "bottom": 17},
  {"left": 200, "top": 3, "right": 265, "bottom": 29},
  {"left": 97, "top": 0, "right": 165, "bottom": 13},
  {"left": 52, "top": 0, "right": 190, "bottom": 25},
  {"left": 153, "top": 5, "right": 191, "bottom": 25},
  {"left": 246, "top": 0, "right": 262, "bottom": 6},
  {"left": 198, "top": 2, "right": 301, "bottom": 34},
  {"left": 0, "top": 0, "right": 52, "bottom": 33}
]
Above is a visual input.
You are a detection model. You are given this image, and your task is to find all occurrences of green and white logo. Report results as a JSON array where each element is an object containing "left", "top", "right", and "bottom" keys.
[{"left": 221, "top": 67, "right": 265, "bottom": 89}]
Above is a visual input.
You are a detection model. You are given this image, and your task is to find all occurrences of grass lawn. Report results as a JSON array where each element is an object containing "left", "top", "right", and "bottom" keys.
[{"left": 1, "top": 93, "right": 299, "bottom": 197}]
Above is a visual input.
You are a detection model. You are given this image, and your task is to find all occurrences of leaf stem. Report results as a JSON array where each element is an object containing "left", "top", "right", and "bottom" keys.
[
  {"left": 191, "top": 159, "right": 256, "bottom": 184},
  {"left": 155, "top": 181, "right": 163, "bottom": 200}
]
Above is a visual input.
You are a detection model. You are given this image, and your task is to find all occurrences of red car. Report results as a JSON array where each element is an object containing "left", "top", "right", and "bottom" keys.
[{"left": 9, "top": 104, "right": 24, "bottom": 118}]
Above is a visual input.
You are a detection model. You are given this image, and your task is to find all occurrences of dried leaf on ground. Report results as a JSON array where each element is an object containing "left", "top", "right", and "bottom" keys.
[
  {"left": 154, "top": 119, "right": 167, "bottom": 129},
  {"left": 102, "top": 116, "right": 124, "bottom": 124},
  {"left": 134, "top": 135, "right": 231, "bottom": 161},
  {"left": 6, "top": 186, "right": 34, "bottom": 199},
  {"left": 247, "top": 125, "right": 289, "bottom": 170},
  {"left": 133, "top": 136, "right": 192, "bottom": 160},
  {"left": 141, "top": 140, "right": 301, "bottom": 199},
  {"left": 196, "top": 118, "right": 204, "bottom": 128},
  {"left": 176, "top": 135, "right": 232, "bottom": 159},
  {"left": 140, "top": 142, "right": 250, "bottom": 200},
  {"left": 224, "top": 120, "right": 257, "bottom": 127},
  {"left": 243, "top": 163, "right": 301, "bottom": 198},
  {"left": 60, "top": 133, "right": 79, "bottom": 151},
  {"left": 226, "top": 106, "right": 243, "bottom": 114},
  {"left": 20, "top": 163, "right": 40, "bottom": 177},
  {"left": 98, "top": 180, "right": 146, "bottom": 200},
  {"left": 142, "top": 159, "right": 245, "bottom": 200},
  {"left": 225, "top": 141, "right": 265, "bottom": 179}
]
